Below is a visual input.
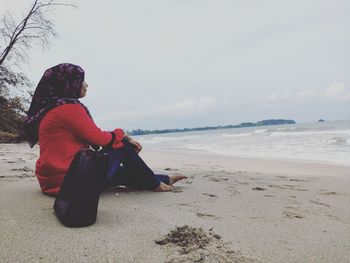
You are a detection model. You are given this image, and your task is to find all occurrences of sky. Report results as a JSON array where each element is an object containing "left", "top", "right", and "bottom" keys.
[{"left": 1, "top": 0, "right": 350, "bottom": 130}]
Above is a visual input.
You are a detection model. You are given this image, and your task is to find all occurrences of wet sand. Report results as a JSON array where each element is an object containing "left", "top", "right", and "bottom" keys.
[{"left": 0, "top": 143, "right": 349, "bottom": 262}]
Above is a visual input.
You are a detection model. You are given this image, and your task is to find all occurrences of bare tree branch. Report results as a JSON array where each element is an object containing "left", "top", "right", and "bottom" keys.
[{"left": 0, "top": 0, "right": 76, "bottom": 66}]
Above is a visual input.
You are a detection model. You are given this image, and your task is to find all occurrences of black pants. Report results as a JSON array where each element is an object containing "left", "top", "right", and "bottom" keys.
[{"left": 102, "top": 141, "right": 170, "bottom": 190}]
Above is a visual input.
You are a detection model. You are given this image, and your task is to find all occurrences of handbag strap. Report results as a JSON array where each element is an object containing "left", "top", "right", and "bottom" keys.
[{"left": 103, "top": 132, "right": 116, "bottom": 149}]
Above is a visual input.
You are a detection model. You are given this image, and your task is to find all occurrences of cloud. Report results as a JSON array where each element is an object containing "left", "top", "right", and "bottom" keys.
[
  {"left": 297, "top": 89, "right": 317, "bottom": 98},
  {"left": 256, "top": 82, "right": 350, "bottom": 103},
  {"left": 256, "top": 92, "right": 292, "bottom": 102},
  {"left": 323, "top": 82, "right": 350, "bottom": 101},
  {"left": 99, "top": 97, "right": 218, "bottom": 122}
]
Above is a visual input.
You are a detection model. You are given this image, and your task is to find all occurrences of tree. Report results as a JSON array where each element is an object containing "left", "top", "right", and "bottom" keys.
[
  {"left": 0, "top": 65, "right": 32, "bottom": 142},
  {"left": 0, "top": 0, "right": 75, "bottom": 142},
  {"left": 0, "top": 95, "right": 26, "bottom": 143},
  {"left": 0, "top": 0, "right": 75, "bottom": 66}
]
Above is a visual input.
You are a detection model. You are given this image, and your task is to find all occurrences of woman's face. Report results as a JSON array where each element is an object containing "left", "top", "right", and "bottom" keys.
[{"left": 80, "top": 81, "right": 88, "bottom": 98}]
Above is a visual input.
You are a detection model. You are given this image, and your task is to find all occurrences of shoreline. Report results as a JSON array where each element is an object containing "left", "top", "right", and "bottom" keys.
[
  {"left": 142, "top": 147, "right": 350, "bottom": 177},
  {"left": 1, "top": 143, "right": 349, "bottom": 262},
  {"left": 162, "top": 146, "right": 350, "bottom": 168}
]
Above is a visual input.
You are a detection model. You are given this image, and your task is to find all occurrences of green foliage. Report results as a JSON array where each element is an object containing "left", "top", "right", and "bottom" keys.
[
  {"left": 0, "top": 130, "right": 21, "bottom": 143},
  {"left": 0, "top": 94, "right": 26, "bottom": 142},
  {"left": 256, "top": 119, "right": 296, "bottom": 126},
  {"left": 0, "top": 65, "right": 30, "bottom": 142},
  {"left": 0, "top": 66, "right": 30, "bottom": 98}
]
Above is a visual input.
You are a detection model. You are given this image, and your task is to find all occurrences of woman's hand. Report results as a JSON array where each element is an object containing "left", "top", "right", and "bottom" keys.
[
  {"left": 128, "top": 139, "right": 142, "bottom": 153},
  {"left": 123, "top": 133, "right": 142, "bottom": 153}
]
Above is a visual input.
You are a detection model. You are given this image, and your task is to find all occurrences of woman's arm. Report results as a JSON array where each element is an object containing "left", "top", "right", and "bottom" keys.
[{"left": 57, "top": 104, "right": 125, "bottom": 148}]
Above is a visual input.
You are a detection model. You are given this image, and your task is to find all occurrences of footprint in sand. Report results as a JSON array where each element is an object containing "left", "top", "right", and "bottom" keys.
[
  {"left": 310, "top": 200, "right": 330, "bottom": 207},
  {"left": 183, "top": 180, "right": 193, "bottom": 185},
  {"left": 318, "top": 190, "right": 338, "bottom": 195},
  {"left": 289, "top": 179, "right": 310, "bottom": 182},
  {"left": 10, "top": 167, "right": 34, "bottom": 172},
  {"left": 226, "top": 186, "right": 241, "bottom": 195},
  {"left": 234, "top": 180, "right": 249, "bottom": 185},
  {"left": 202, "top": 193, "right": 218, "bottom": 198},
  {"left": 283, "top": 208, "right": 304, "bottom": 219},
  {"left": 164, "top": 167, "right": 179, "bottom": 171},
  {"left": 252, "top": 187, "right": 266, "bottom": 191},
  {"left": 171, "top": 187, "right": 184, "bottom": 193},
  {"left": 16, "top": 173, "right": 35, "bottom": 178},
  {"left": 196, "top": 212, "right": 219, "bottom": 219},
  {"left": 269, "top": 184, "right": 287, "bottom": 189},
  {"left": 272, "top": 176, "right": 288, "bottom": 181},
  {"left": 296, "top": 188, "right": 308, "bottom": 191},
  {"left": 177, "top": 203, "right": 193, "bottom": 207},
  {"left": 326, "top": 214, "right": 341, "bottom": 221},
  {"left": 250, "top": 216, "right": 264, "bottom": 219},
  {"left": 269, "top": 184, "right": 308, "bottom": 192},
  {"left": 248, "top": 177, "right": 263, "bottom": 181},
  {"left": 209, "top": 177, "right": 229, "bottom": 183},
  {"left": 182, "top": 175, "right": 194, "bottom": 185},
  {"left": 276, "top": 175, "right": 288, "bottom": 179},
  {"left": 209, "top": 177, "right": 221, "bottom": 182},
  {"left": 226, "top": 171, "right": 248, "bottom": 177},
  {"left": 283, "top": 184, "right": 296, "bottom": 188}
]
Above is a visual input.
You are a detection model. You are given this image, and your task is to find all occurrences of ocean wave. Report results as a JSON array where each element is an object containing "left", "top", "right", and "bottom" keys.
[
  {"left": 221, "top": 133, "right": 252, "bottom": 138},
  {"left": 275, "top": 127, "right": 297, "bottom": 131},
  {"left": 327, "top": 137, "right": 350, "bottom": 146},
  {"left": 169, "top": 142, "right": 350, "bottom": 166},
  {"left": 220, "top": 129, "right": 271, "bottom": 138},
  {"left": 252, "top": 129, "right": 270, "bottom": 134},
  {"left": 139, "top": 134, "right": 203, "bottom": 144},
  {"left": 269, "top": 130, "right": 350, "bottom": 137}
]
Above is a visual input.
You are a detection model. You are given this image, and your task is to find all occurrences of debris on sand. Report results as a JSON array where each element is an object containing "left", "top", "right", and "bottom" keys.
[
  {"left": 155, "top": 225, "right": 211, "bottom": 254},
  {"left": 156, "top": 225, "right": 255, "bottom": 262}
]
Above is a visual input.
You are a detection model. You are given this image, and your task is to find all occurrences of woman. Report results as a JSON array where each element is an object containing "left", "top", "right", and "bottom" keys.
[{"left": 24, "top": 63, "right": 186, "bottom": 196}]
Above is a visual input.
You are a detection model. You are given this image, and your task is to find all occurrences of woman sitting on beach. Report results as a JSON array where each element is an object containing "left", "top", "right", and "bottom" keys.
[{"left": 24, "top": 63, "right": 186, "bottom": 196}]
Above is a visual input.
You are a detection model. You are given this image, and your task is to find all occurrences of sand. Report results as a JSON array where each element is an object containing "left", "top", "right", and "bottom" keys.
[{"left": 0, "top": 143, "right": 349, "bottom": 262}]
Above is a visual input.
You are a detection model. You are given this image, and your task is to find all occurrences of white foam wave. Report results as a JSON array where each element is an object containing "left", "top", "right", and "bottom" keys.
[
  {"left": 253, "top": 129, "right": 269, "bottom": 134},
  {"left": 221, "top": 133, "right": 252, "bottom": 138},
  {"left": 270, "top": 130, "right": 350, "bottom": 137},
  {"left": 276, "top": 127, "right": 297, "bottom": 131},
  {"left": 327, "top": 137, "right": 350, "bottom": 146},
  {"left": 139, "top": 134, "right": 202, "bottom": 144}
]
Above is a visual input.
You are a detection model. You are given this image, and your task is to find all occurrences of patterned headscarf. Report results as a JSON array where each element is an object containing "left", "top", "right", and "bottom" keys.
[{"left": 24, "top": 63, "right": 91, "bottom": 148}]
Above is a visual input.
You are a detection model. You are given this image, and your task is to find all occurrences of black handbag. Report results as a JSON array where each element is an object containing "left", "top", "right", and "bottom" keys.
[{"left": 54, "top": 148, "right": 108, "bottom": 227}]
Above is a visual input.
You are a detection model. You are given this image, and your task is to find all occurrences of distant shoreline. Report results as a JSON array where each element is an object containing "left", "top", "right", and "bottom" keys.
[{"left": 128, "top": 118, "right": 296, "bottom": 136}]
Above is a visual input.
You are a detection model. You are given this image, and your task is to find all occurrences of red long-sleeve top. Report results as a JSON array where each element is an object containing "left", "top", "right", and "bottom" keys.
[{"left": 36, "top": 103, "right": 125, "bottom": 196}]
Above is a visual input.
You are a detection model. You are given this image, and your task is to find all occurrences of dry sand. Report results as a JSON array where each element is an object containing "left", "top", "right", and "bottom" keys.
[{"left": 0, "top": 143, "right": 349, "bottom": 263}]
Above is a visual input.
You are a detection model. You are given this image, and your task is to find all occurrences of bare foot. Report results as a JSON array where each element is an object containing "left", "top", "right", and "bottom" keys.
[
  {"left": 169, "top": 173, "right": 188, "bottom": 185},
  {"left": 154, "top": 182, "right": 174, "bottom": 192}
]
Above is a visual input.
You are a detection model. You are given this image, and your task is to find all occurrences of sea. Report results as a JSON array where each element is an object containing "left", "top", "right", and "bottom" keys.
[{"left": 136, "top": 120, "right": 350, "bottom": 167}]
